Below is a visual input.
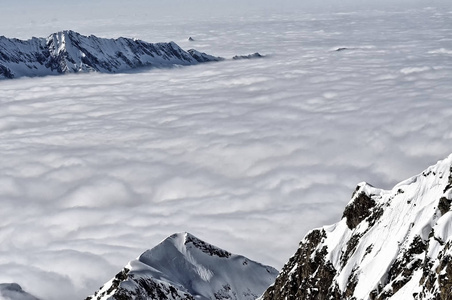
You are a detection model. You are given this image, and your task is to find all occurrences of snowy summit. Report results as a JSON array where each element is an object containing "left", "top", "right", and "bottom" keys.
[
  {"left": 260, "top": 154, "right": 452, "bottom": 299},
  {"left": 86, "top": 232, "right": 278, "bottom": 300}
]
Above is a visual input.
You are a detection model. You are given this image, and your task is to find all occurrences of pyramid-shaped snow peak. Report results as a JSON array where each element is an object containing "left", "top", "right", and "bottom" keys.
[
  {"left": 86, "top": 232, "right": 278, "bottom": 300},
  {"left": 260, "top": 154, "right": 452, "bottom": 300}
]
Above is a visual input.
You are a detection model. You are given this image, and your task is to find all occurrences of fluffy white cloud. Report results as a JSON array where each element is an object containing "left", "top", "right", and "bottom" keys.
[{"left": 1, "top": 3, "right": 452, "bottom": 300}]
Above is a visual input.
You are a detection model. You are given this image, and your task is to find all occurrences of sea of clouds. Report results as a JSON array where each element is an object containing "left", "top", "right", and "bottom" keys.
[{"left": 1, "top": 1, "right": 452, "bottom": 300}]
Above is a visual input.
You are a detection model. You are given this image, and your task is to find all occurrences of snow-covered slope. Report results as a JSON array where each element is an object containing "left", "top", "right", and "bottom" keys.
[
  {"left": 0, "top": 31, "right": 222, "bottom": 79},
  {"left": 86, "top": 232, "right": 278, "bottom": 300},
  {"left": 260, "top": 154, "right": 452, "bottom": 300},
  {"left": 0, "top": 283, "right": 40, "bottom": 300}
]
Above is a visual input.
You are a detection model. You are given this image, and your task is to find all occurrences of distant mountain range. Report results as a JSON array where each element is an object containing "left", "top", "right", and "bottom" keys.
[
  {"left": 0, "top": 30, "right": 222, "bottom": 79},
  {"left": 85, "top": 232, "right": 278, "bottom": 300}
]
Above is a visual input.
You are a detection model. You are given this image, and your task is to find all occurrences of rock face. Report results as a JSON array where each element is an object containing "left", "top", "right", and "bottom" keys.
[
  {"left": 232, "top": 53, "right": 263, "bottom": 60},
  {"left": 260, "top": 154, "right": 452, "bottom": 300},
  {"left": 0, "top": 31, "right": 222, "bottom": 79},
  {"left": 187, "top": 49, "right": 223, "bottom": 63},
  {"left": 86, "top": 232, "right": 278, "bottom": 300},
  {"left": 0, "top": 283, "right": 41, "bottom": 300}
]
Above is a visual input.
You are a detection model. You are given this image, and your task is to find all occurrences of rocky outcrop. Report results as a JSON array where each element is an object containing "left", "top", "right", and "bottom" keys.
[
  {"left": 260, "top": 229, "right": 340, "bottom": 300},
  {"left": 260, "top": 154, "right": 452, "bottom": 300},
  {"left": 187, "top": 49, "right": 224, "bottom": 63},
  {"left": 342, "top": 190, "right": 377, "bottom": 230},
  {"left": 232, "top": 53, "right": 263, "bottom": 60},
  {"left": 86, "top": 267, "right": 195, "bottom": 300}
]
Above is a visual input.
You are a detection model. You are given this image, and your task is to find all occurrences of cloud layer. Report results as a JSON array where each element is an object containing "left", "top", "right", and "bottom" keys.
[{"left": 1, "top": 4, "right": 452, "bottom": 300}]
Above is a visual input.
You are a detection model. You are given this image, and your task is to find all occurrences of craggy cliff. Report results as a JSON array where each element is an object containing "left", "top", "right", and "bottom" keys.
[{"left": 260, "top": 154, "right": 452, "bottom": 300}]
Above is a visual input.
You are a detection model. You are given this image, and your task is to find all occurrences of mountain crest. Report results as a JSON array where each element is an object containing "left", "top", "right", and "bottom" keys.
[
  {"left": 183, "top": 232, "right": 232, "bottom": 258},
  {"left": 0, "top": 31, "right": 222, "bottom": 79},
  {"left": 260, "top": 154, "right": 452, "bottom": 300},
  {"left": 87, "top": 232, "right": 278, "bottom": 300},
  {"left": 342, "top": 182, "right": 382, "bottom": 230}
]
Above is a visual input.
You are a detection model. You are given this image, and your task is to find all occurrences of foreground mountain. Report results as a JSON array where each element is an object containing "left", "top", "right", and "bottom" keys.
[
  {"left": 86, "top": 232, "right": 278, "bottom": 300},
  {"left": 260, "top": 154, "right": 452, "bottom": 300},
  {"left": 0, "top": 31, "right": 222, "bottom": 79},
  {"left": 0, "top": 283, "right": 40, "bottom": 300}
]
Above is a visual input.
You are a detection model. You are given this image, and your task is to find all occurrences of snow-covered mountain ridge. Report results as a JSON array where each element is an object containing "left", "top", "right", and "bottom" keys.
[
  {"left": 260, "top": 154, "right": 452, "bottom": 300},
  {"left": 86, "top": 232, "right": 278, "bottom": 300},
  {"left": 0, "top": 31, "right": 222, "bottom": 79}
]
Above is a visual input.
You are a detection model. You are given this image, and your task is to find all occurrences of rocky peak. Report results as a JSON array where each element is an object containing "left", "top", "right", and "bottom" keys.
[
  {"left": 260, "top": 154, "right": 452, "bottom": 300},
  {"left": 342, "top": 183, "right": 379, "bottom": 230}
]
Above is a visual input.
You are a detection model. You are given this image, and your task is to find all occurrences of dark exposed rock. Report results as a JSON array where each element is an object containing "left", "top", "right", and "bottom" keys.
[
  {"left": 344, "top": 269, "right": 359, "bottom": 298},
  {"left": 106, "top": 268, "right": 130, "bottom": 295},
  {"left": 366, "top": 205, "right": 384, "bottom": 227},
  {"left": 341, "top": 233, "right": 362, "bottom": 268},
  {"left": 392, "top": 243, "right": 424, "bottom": 290},
  {"left": 87, "top": 268, "right": 195, "bottom": 300},
  {"left": 0, "top": 64, "right": 14, "bottom": 78},
  {"left": 259, "top": 229, "right": 339, "bottom": 300},
  {"left": 416, "top": 241, "right": 452, "bottom": 300},
  {"left": 232, "top": 52, "right": 264, "bottom": 60},
  {"left": 112, "top": 277, "right": 195, "bottom": 300},
  {"left": 438, "top": 197, "right": 451, "bottom": 215},
  {"left": 342, "top": 192, "right": 377, "bottom": 230},
  {"left": 185, "top": 233, "right": 232, "bottom": 258},
  {"left": 443, "top": 166, "right": 452, "bottom": 193},
  {"left": 187, "top": 49, "right": 223, "bottom": 63}
]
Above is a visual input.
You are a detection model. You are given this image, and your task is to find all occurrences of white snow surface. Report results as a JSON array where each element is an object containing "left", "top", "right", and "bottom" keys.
[
  {"left": 88, "top": 232, "right": 278, "bottom": 300},
  {"left": 1, "top": 2, "right": 452, "bottom": 300}
]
